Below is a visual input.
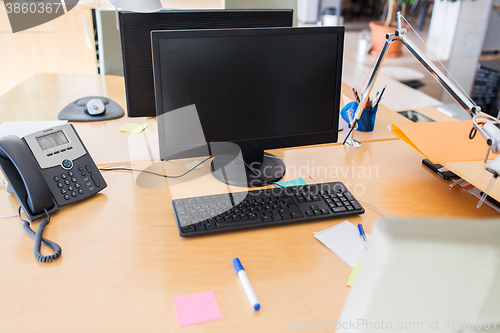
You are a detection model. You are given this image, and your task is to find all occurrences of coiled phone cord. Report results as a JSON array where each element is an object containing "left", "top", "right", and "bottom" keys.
[{"left": 18, "top": 206, "right": 62, "bottom": 263}]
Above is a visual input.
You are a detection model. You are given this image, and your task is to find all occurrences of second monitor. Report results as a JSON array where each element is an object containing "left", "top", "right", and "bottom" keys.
[
  {"left": 119, "top": 10, "right": 293, "bottom": 118},
  {"left": 151, "top": 27, "right": 344, "bottom": 187}
]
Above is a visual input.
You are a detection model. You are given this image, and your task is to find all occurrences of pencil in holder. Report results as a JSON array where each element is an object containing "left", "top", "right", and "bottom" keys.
[{"left": 340, "top": 101, "right": 378, "bottom": 132}]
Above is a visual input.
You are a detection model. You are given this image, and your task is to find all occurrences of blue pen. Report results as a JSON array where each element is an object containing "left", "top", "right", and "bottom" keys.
[
  {"left": 358, "top": 223, "right": 368, "bottom": 249},
  {"left": 233, "top": 258, "right": 260, "bottom": 311}
]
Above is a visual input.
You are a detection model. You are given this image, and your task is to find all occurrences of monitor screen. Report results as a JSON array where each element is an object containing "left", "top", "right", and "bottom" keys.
[
  {"left": 119, "top": 10, "right": 293, "bottom": 118},
  {"left": 151, "top": 27, "right": 344, "bottom": 186}
]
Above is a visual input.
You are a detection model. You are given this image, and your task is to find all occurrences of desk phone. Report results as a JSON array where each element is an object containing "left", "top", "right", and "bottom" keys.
[
  {"left": 0, "top": 124, "right": 106, "bottom": 262},
  {"left": 0, "top": 123, "right": 106, "bottom": 221}
]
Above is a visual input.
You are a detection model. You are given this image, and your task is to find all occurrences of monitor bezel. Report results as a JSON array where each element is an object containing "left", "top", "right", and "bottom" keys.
[{"left": 151, "top": 26, "right": 344, "bottom": 162}]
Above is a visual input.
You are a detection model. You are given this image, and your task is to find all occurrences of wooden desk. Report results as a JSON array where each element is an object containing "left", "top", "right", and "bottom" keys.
[
  {"left": 0, "top": 139, "right": 497, "bottom": 332},
  {"left": 0, "top": 74, "right": 497, "bottom": 332}
]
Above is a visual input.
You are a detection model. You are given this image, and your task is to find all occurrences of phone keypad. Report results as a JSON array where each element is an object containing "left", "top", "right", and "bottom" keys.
[{"left": 51, "top": 163, "right": 101, "bottom": 202}]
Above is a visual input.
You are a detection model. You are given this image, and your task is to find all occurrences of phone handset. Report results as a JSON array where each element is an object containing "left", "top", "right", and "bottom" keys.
[
  {"left": 0, "top": 136, "right": 61, "bottom": 262},
  {"left": 0, "top": 136, "right": 58, "bottom": 216}
]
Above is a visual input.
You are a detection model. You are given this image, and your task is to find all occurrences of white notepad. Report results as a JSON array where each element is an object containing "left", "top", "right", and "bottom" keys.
[{"left": 315, "top": 221, "right": 372, "bottom": 267}]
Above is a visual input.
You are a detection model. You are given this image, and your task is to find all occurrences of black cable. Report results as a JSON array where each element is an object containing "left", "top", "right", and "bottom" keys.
[
  {"left": 470, "top": 122, "right": 485, "bottom": 140},
  {"left": 99, "top": 156, "right": 284, "bottom": 188},
  {"left": 19, "top": 207, "right": 62, "bottom": 263},
  {"left": 99, "top": 156, "right": 212, "bottom": 179}
]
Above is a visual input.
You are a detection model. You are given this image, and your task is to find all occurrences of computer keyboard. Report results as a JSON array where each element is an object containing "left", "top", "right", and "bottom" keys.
[{"left": 172, "top": 181, "right": 365, "bottom": 236}]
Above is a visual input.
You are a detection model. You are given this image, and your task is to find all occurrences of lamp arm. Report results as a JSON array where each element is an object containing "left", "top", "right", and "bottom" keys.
[
  {"left": 349, "top": 12, "right": 500, "bottom": 207},
  {"left": 396, "top": 28, "right": 479, "bottom": 117},
  {"left": 343, "top": 33, "right": 394, "bottom": 145},
  {"left": 351, "top": 35, "right": 394, "bottom": 122},
  {"left": 352, "top": 12, "right": 480, "bottom": 123}
]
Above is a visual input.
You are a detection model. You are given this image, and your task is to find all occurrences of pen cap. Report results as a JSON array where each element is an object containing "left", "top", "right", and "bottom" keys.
[
  {"left": 358, "top": 223, "right": 365, "bottom": 234},
  {"left": 233, "top": 258, "right": 244, "bottom": 273}
]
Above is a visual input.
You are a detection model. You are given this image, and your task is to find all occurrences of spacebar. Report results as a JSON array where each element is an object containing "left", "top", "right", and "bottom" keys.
[{"left": 217, "top": 218, "right": 262, "bottom": 228}]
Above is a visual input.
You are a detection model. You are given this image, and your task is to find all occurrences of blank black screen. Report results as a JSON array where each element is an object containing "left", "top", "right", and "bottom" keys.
[{"left": 158, "top": 32, "right": 339, "bottom": 143}]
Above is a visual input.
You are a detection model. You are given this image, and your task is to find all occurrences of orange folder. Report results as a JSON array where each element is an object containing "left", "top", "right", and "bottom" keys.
[{"left": 391, "top": 121, "right": 496, "bottom": 163}]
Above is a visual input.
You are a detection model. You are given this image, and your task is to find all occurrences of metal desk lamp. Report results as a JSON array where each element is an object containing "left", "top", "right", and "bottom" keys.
[
  {"left": 344, "top": 12, "right": 500, "bottom": 207},
  {"left": 343, "top": 11, "right": 482, "bottom": 147}
]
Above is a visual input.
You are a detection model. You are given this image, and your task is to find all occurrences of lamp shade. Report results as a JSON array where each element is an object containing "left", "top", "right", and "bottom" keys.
[{"left": 109, "top": 0, "right": 162, "bottom": 12}]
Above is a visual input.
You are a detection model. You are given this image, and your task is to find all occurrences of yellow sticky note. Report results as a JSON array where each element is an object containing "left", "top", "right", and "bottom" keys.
[
  {"left": 119, "top": 123, "right": 148, "bottom": 134},
  {"left": 347, "top": 261, "right": 361, "bottom": 287}
]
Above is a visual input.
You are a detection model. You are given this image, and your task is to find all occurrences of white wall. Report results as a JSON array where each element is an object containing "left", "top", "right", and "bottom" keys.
[{"left": 442, "top": 0, "right": 492, "bottom": 103}]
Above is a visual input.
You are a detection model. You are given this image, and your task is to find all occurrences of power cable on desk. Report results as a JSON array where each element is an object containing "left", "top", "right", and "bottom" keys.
[
  {"left": 264, "top": 154, "right": 388, "bottom": 218},
  {"left": 358, "top": 200, "right": 387, "bottom": 219},
  {"left": 100, "top": 155, "right": 285, "bottom": 188},
  {"left": 0, "top": 179, "right": 17, "bottom": 218},
  {"left": 98, "top": 156, "right": 212, "bottom": 179},
  {"left": 0, "top": 213, "right": 18, "bottom": 218}
]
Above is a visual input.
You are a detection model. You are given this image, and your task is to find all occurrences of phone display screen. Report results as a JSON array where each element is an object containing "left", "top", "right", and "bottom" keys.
[{"left": 36, "top": 131, "right": 69, "bottom": 151}]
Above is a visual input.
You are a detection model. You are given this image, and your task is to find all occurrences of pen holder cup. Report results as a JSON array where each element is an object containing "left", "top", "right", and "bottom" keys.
[{"left": 340, "top": 101, "right": 378, "bottom": 132}]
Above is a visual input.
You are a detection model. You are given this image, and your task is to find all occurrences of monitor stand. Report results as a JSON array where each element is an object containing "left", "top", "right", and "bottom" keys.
[{"left": 210, "top": 150, "right": 285, "bottom": 187}]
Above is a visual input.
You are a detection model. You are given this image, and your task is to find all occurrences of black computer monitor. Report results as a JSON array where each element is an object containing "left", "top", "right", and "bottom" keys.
[
  {"left": 119, "top": 10, "right": 293, "bottom": 118},
  {"left": 151, "top": 27, "right": 344, "bottom": 187}
]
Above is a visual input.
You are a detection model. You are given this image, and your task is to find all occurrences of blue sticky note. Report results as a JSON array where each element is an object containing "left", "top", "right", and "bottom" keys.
[{"left": 274, "top": 177, "right": 307, "bottom": 188}]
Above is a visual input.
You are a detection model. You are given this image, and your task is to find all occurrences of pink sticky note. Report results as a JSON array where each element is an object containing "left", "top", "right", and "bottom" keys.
[{"left": 173, "top": 291, "right": 223, "bottom": 327}]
